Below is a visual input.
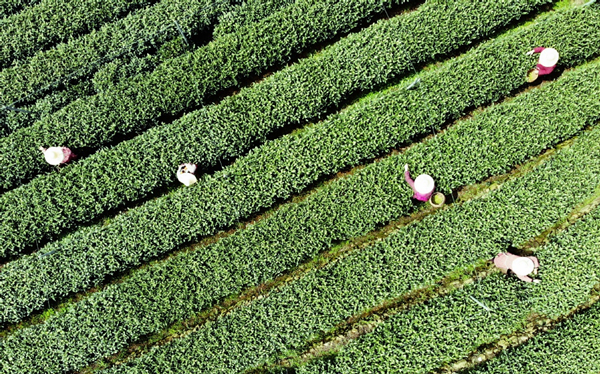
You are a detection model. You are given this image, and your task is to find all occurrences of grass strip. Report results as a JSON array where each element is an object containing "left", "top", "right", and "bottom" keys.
[
  {"left": 0, "top": 6, "right": 599, "bottom": 324},
  {"left": 467, "top": 302, "right": 600, "bottom": 374},
  {"left": 95, "top": 122, "right": 600, "bottom": 374},
  {"left": 0, "top": 0, "right": 413, "bottom": 190},
  {"left": 0, "top": 0, "right": 571, "bottom": 258},
  {"left": 291, "top": 201, "right": 600, "bottom": 373},
  {"left": 1, "top": 39, "right": 600, "bottom": 373},
  {"left": 0, "top": 0, "right": 158, "bottom": 69}
]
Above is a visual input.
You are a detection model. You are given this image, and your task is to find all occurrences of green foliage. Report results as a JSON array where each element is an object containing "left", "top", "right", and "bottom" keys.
[
  {"left": 2, "top": 36, "right": 600, "bottom": 374},
  {"left": 0, "top": 0, "right": 157, "bottom": 69},
  {"left": 90, "top": 37, "right": 189, "bottom": 94},
  {"left": 0, "top": 81, "right": 96, "bottom": 136},
  {"left": 0, "top": 0, "right": 302, "bottom": 135},
  {"left": 295, "top": 204, "right": 600, "bottom": 373},
  {"left": 0, "top": 0, "right": 411, "bottom": 189},
  {"left": 0, "top": 0, "right": 560, "bottom": 257},
  {"left": 0, "top": 0, "right": 41, "bottom": 19},
  {"left": 470, "top": 303, "right": 600, "bottom": 373},
  {"left": 96, "top": 126, "right": 600, "bottom": 373},
  {"left": 1, "top": 3, "right": 599, "bottom": 326},
  {"left": 0, "top": 0, "right": 230, "bottom": 113},
  {"left": 213, "top": 0, "right": 295, "bottom": 38}
]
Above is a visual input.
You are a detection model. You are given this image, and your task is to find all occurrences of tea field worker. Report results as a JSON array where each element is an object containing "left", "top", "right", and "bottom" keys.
[
  {"left": 177, "top": 163, "right": 198, "bottom": 186},
  {"left": 39, "top": 146, "right": 75, "bottom": 166},
  {"left": 404, "top": 164, "right": 435, "bottom": 202},
  {"left": 493, "top": 252, "right": 540, "bottom": 283},
  {"left": 525, "top": 47, "right": 559, "bottom": 78}
]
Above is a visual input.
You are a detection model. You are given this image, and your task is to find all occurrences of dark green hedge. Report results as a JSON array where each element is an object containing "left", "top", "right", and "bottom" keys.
[
  {"left": 0, "top": 0, "right": 157, "bottom": 69},
  {"left": 0, "top": 0, "right": 411, "bottom": 189},
  {"left": 0, "top": 0, "right": 41, "bottom": 19}
]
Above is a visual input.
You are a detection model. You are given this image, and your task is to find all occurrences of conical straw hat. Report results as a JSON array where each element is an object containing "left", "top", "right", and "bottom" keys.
[
  {"left": 539, "top": 48, "right": 559, "bottom": 67},
  {"left": 512, "top": 257, "right": 535, "bottom": 276},
  {"left": 414, "top": 174, "right": 434, "bottom": 194},
  {"left": 177, "top": 172, "right": 198, "bottom": 186},
  {"left": 43, "top": 147, "right": 65, "bottom": 165}
]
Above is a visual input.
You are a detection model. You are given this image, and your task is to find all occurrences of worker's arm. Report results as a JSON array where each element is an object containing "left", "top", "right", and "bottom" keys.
[
  {"left": 528, "top": 256, "right": 539, "bottom": 267},
  {"left": 526, "top": 47, "right": 545, "bottom": 55},
  {"left": 404, "top": 170, "right": 415, "bottom": 190}
]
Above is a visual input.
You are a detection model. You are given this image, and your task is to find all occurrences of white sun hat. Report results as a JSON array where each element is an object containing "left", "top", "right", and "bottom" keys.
[
  {"left": 512, "top": 257, "right": 535, "bottom": 276},
  {"left": 539, "top": 48, "right": 559, "bottom": 67},
  {"left": 177, "top": 172, "right": 198, "bottom": 186},
  {"left": 414, "top": 174, "right": 435, "bottom": 195},
  {"left": 43, "top": 147, "right": 66, "bottom": 166}
]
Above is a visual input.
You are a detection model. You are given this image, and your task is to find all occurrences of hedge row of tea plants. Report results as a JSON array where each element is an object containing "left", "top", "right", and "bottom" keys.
[
  {"left": 0, "top": 0, "right": 569, "bottom": 257},
  {"left": 0, "top": 0, "right": 157, "bottom": 69},
  {"left": 97, "top": 125, "right": 600, "bottom": 374},
  {"left": 86, "top": 0, "right": 297, "bottom": 94},
  {"left": 1, "top": 12, "right": 600, "bottom": 324},
  {"left": 212, "top": 0, "right": 294, "bottom": 38},
  {"left": 88, "top": 0, "right": 305, "bottom": 95},
  {"left": 0, "top": 0, "right": 41, "bottom": 19},
  {"left": 294, "top": 203, "right": 600, "bottom": 373},
  {"left": 1, "top": 56, "right": 599, "bottom": 373},
  {"left": 0, "top": 81, "right": 96, "bottom": 137},
  {"left": 0, "top": 0, "right": 232, "bottom": 108},
  {"left": 470, "top": 303, "right": 600, "bottom": 373},
  {"left": 0, "top": 0, "right": 549, "bottom": 190}
]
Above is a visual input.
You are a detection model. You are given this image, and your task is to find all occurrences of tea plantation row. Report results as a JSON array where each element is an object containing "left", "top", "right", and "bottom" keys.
[
  {"left": 0, "top": 0, "right": 40, "bottom": 19},
  {"left": 0, "top": 0, "right": 294, "bottom": 135},
  {"left": 0, "top": 0, "right": 574, "bottom": 258},
  {"left": 0, "top": 0, "right": 231, "bottom": 110},
  {"left": 470, "top": 302, "right": 600, "bottom": 373},
  {"left": 1, "top": 9, "right": 599, "bottom": 325},
  {"left": 100, "top": 125, "right": 600, "bottom": 373},
  {"left": 0, "top": 0, "right": 155, "bottom": 69},
  {"left": 0, "top": 0, "right": 413, "bottom": 189},
  {"left": 294, "top": 199, "right": 600, "bottom": 373},
  {"left": 1, "top": 52, "right": 599, "bottom": 373}
]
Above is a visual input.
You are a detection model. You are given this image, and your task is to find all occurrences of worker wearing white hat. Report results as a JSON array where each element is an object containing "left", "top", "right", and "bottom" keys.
[
  {"left": 177, "top": 163, "right": 198, "bottom": 186},
  {"left": 404, "top": 164, "right": 435, "bottom": 202},
  {"left": 493, "top": 252, "right": 540, "bottom": 283},
  {"left": 525, "top": 47, "right": 559, "bottom": 80},
  {"left": 39, "top": 146, "right": 75, "bottom": 166}
]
